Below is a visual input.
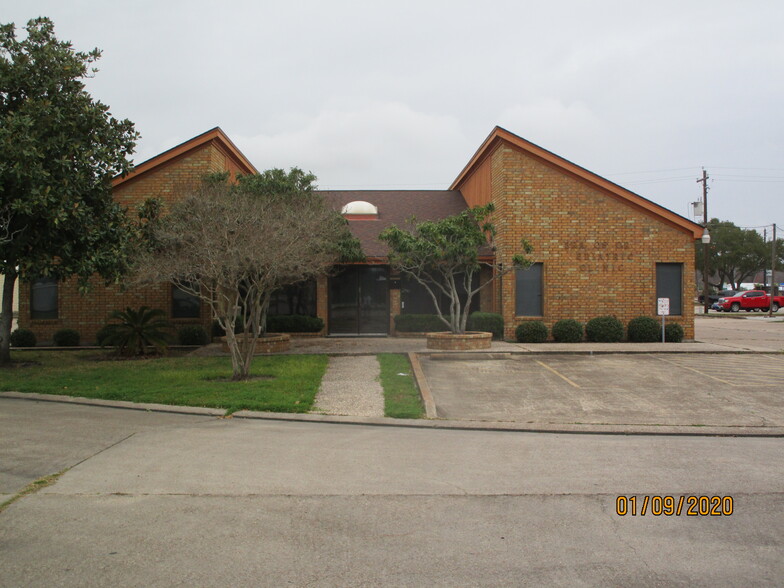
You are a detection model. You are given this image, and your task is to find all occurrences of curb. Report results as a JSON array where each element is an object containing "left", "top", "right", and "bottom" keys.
[{"left": 2, "top": 391, "right": 783, "bottom": 437}]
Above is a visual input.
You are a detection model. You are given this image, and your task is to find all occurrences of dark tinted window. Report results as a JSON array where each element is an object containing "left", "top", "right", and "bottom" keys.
[
  {"left": 31, "top": 278, "right": 58, "bottom": 319},
  {"left": 172, "top": 284, "right": 201, "bottom": 318},
  {"left": 269, "top": 280, "right": 317, "bottom": 316},
  {"left": 656, "top": 263, "right": 682, "bottom": 315},
  {"left": 401, "top": 274, "right": 479, "bottom": 315},
  {"left": 515, "top": 263, "right": 543, "bottom": 316}
]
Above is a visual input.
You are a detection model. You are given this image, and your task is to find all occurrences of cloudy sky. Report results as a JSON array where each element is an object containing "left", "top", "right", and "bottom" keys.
[{"left": 6, "top": 0, "right": 784, "bottom": 232}]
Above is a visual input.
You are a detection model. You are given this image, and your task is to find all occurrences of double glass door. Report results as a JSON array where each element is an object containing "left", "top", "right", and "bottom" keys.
[{"left": 328, "top": 266, "right": 389, "bottom": 335}]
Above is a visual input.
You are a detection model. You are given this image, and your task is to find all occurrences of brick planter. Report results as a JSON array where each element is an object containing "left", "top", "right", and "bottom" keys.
[
  {"left": 425, "top": 331, "right": 492, "bottom": 351},
  {"left": 219, "top": 333, "right": 291, "bottom": 354}
]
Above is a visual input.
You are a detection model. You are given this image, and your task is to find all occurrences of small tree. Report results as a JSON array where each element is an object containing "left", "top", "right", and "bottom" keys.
[
  {"left": 138, "top": 169, "right": 362, "bottom": 380},
  {"left": 379, "top": 203, "right": 532, "bottom": 334},
  {"left": 0, "top": 18, "right": 138, "bottom": 365}
]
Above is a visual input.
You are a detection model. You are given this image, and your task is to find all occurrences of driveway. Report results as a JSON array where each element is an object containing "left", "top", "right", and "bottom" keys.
[{"left": 420, "top": 353, "right": 784, "bottom": 427}]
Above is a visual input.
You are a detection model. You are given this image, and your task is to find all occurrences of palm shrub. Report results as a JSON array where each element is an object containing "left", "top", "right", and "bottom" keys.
[
  {"left": 627, "top": 316, "right": 659, "bottom": 342},
  {"left": 665, "top": 323, "right": 685, "bottom": 343},
  {"left": 516, "top": 321, "right": 548, "bottom": 343},
  {"left": 586, "top": 316, "right": 624, "bottom": 342},
  {"left": 53, "top": 328, "right": 80, "bottom": 347},
  {"left": 103, "top": 306, "right": 172, "bottom": 356},
  {"left": 551, "top": 319, "right": 583, "bottom": 343}
]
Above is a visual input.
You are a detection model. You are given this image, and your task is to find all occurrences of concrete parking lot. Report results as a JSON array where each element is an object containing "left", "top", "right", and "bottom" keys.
[{"left": 421, "top": 353, "right": 784, "bottom": 427}]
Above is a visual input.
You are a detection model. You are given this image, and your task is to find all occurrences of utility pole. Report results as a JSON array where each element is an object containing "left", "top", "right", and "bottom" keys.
[
  {"left": 697, "top": 169, "right": 710, "bottom": 314},
  {"left": 770, "top": 223, "right": 777, "bottom": 317},
  {"left": 762, "top": 227, "right": 773, "bottom": 294}
]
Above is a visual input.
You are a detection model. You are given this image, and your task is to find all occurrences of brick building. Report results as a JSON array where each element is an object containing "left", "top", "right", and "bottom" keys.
[{"left": 19, "top": 126, "right": 702, "bottom": 343}]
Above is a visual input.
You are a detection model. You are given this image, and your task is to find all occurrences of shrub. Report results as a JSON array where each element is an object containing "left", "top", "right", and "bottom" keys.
[
  {"left": 266, "top": 314, "right": 324, "bottom": 333},
  {"left": 95, "top": 325, "right": 113, "bottom": 347},
  {"left": 665, "top": 322, "right": 685, "bottom": 343},
  {"left": 9, "top": 328, "right": 36, "bottom": 347},
  {"left": 178, "top": 325, "right": 209, "bottom": 346},
  {"left": 515, "top": 321, "right": 548, "bottom": 343},
  {"left": 586, "top": 316, "right": 624, "bottom": 342},
  {"left": 103, "top": 306, "right": 172, "bottom": 356},
  {"left": 467, "top": 312, "right": 504, "bottom": 339},
  {"left": 394, "top": 314, "right": 448, "bottom": 333},
  {"left": 53, "top": 328, "right": 80, "bottom": 347},
  {"left": 627, "top": 316, "right": 659, "bottom": 343},
  {"left": 551, "top": 319, "right": 583, "bottom": 343}
]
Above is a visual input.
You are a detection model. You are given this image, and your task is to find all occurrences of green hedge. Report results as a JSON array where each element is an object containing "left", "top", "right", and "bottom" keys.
[
  {"left": 96, "top": 324, "right": 113, "bottom": 347},
  {"left": 394, "top": 314, "right": 449, "bottom": 332},
  {"left": 266, "top": 314, "right": 324, "bottom": 333},
  {"left": 9, "top": 328, "right": 36, "bottom": 347},
  {"left": 467, "top": 312, "right": 504, "bottom": 339},
  {"left": 627, "top": 316, "right": 659, "bottom": 343},
  {"left": 551, "top": 319, "right": 583, "bottom": 343},
  {"left": 53, "top": 328, "right": 80, "bottom": 347},
  {"left": 586, "top": 316, "right": 624, "bottom": 342},
  {"left": 178, "top": 325, "right": 209, "bottom": 345},
  {"left": 515, "top": 321, "right": 548, "bottom": 343},
  {"left": 665, "top": 323, "right": 684, "bottom": 343}
]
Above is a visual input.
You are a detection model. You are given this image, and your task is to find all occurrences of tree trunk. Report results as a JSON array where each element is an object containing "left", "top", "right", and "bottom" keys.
[{"left": 0, "top": 272, "right": 17, "bottom": 365}]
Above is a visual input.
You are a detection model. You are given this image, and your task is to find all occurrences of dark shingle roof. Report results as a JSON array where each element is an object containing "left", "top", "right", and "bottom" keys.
[{"left": 319, "top": 190, "right": 469, "bottom": 258}]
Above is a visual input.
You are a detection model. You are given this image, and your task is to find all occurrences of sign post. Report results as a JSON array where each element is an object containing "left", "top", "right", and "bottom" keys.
[{"left": 657, "top": 298, "right": 670, "bottom": 343}]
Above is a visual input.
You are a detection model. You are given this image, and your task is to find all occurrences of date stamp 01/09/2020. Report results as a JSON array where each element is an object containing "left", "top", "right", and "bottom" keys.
[{"left": 616, "top": 496, "right": 734, "bottom": 517}]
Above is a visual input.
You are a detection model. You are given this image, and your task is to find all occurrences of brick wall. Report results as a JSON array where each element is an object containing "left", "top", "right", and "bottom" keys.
[
  {"left": 490, "top": 144, "right": 696, "bottom": 340},
  {"left": 18, "top": 143, "right": 225, "bottom": 344}
]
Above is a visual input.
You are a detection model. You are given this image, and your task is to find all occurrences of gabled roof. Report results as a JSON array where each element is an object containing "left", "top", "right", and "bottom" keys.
[
  {"left": 451, "top": 126, "right": 703, "bottom": 239},
  {"left": 319, "top": 190, "right": 469, "bottom": 259},
  {"left": 112, "top": 127, "right": 257, "bottom": 188}
]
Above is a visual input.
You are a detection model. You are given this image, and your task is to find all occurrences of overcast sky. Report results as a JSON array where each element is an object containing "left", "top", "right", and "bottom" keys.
[{"left": 6, "top": 0, "right": 784, "bottom": 233}]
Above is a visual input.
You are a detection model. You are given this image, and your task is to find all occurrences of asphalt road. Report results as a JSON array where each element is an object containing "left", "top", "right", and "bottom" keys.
[{"left": 1, "top": 398, "right": 782, "bottom": 587}]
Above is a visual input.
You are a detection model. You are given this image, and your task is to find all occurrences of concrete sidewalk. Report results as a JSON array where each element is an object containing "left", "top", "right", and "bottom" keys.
[{"left": 190, "top": 315, "right": 784, "bottom": 356}]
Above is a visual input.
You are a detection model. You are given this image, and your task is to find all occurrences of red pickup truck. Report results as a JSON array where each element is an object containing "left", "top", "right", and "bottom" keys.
[{"left": 716, "top": 290, "right": 784, "bottom": 312}]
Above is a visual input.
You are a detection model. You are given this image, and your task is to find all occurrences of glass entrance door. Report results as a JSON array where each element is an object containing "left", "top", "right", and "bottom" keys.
[{"left": 328, "top": 266, "right": 389, "bottom": 335}]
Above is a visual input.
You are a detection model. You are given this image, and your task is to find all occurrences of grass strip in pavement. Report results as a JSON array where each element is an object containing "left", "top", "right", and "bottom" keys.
[
  {"left": 0, "top": 469, "right": 68, "bottom": 515},
  {"left": 378, "top": 353, "right": 424, "bottom": 419},
  {"left": 3, "top": 350, "right": 328, "bottom": 415}
]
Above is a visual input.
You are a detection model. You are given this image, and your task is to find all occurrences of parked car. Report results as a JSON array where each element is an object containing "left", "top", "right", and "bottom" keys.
[
  {"left": 716, "top": 290, "right": 784, "bottom": 313},
  {"left": 709, "top": 290, "right": 739, "bottom": 311},
  {"left": 701, "top": 289, "right": 740, "bottom": 306}
]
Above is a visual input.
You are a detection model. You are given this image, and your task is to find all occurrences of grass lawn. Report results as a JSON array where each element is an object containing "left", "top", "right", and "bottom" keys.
[
  {"left": 377, "top": 353, "right": 424, "bottom": 419},
  {"left": 2, "top": 350, "right": 328, "bottom": 415}
]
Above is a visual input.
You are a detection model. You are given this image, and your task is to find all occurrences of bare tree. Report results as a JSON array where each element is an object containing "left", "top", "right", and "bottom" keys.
[{"left": 138, "top": 172, "right": 361, "bottom": 380}]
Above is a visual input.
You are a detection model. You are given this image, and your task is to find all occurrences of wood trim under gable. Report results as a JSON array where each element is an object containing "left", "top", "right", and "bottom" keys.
[
  {"left": 112, "top": 127, "right": 258, "bottom": 188},
  {"left": 451, "top": 126, "right": 703, "bottom": 239}
]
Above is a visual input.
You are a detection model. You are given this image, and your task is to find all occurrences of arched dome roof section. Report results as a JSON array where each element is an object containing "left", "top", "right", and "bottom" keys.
[{"left": 341, "top": 200, "right": 378, "bottom": 215}]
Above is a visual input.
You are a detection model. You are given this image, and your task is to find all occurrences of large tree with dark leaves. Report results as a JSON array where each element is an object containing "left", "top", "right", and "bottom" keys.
[{"left": 0, "top": 17, "right": 138, "bottom": 364}]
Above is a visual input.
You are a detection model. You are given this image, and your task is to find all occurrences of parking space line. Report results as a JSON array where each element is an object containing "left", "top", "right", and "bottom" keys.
[
  {"left": 653, "top": 355, "right": 738, "bottom": 386},
  {"left": 534, "top": 360, "right": 581, "bottom": 388}
]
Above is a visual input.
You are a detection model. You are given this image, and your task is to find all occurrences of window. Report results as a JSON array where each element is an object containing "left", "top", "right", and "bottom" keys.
[
  {"left": 515, "top": 263, "right": 543, "bottom": 316},
  {"left": 656, "top": 263, "right": 682, "bottom": 315},
  {"left": 31, "top": 277, "right": 58, "bottom": 319},
  {"left": 172, "top": 284, "right": 201, "bottom": 318},
  {"left": 268, "top": 280, "right": 317, "bottom": 316}
]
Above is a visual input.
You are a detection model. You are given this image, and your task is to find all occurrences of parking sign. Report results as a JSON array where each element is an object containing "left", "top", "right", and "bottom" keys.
[{"left": 657, "top": 298, "right": 670, "bottom": 316}]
